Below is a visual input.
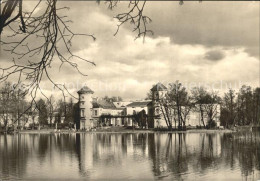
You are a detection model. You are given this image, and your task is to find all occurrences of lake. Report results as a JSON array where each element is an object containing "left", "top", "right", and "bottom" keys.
[{"left": 0, "top": 131, "right": 259, "bottom": 180}]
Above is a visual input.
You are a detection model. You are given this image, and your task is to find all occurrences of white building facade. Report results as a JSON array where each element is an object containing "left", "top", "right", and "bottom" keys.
[
  {"left": 76, "top": 84, "right": 221, "bottom": 130},
  {"left": 150, "top": 83, "right": 221, "bottom": 129},
  {"left": 77, "top": 86, "right": 94, "bottom": 130}
]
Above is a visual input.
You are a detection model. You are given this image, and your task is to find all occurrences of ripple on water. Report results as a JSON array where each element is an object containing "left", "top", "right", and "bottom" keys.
[{"left": 0, "top": 132, "right": 260, "bottom": 180}]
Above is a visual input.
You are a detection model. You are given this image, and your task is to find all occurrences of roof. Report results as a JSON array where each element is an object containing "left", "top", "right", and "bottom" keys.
[
  {"left": 150, "top": 83, "right": 167, "bottom": 91},
  {"left": 77, "top": 86, "right": 94, "bottom": 94},
  {"left": 113, "top": 101, "right": 133, "bottom": 108},
  {"left": 126, "top": 101, "right": 152, "bottom": 107},
  {"left": 92, "top": 99, "right": 116, "bottom": 109}
]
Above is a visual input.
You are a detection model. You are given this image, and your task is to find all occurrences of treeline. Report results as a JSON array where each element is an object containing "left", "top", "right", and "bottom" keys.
[
  {"left": 0, "top": 82, "right": 28, "bottom": 131},
  {"left": 221, "top": 85, "right": 260, "bottom": 128},
  {"left": 0, "top": 82, "right": 78, "bottom": 131},
  {"left": 36, "top": 96, "right": 78, "bottom": 129},
  {"left": 103, "top": 96, "right": 123, "bottom": 102},
  {"left": 147, "top": 81, "right": 260, "bottom": 130},
  {"left": 0, "top": 82, "right": 124, "bottom": 131}
]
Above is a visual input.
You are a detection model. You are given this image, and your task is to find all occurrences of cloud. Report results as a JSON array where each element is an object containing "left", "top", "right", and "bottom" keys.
[
  {"left": 142, "top": 1, "right": 259, "bottom": 58},
  {"left": 244, "top": 47, "right": 260, "bottom": 59},
  {"left": 0, "top": 1, "right": 259, "bottom": 101},
  {"left": 204, "top": 50, "right": 225, "bottom": 61},
  {"left": 45, "top": 31, "right": 259, "bottom": 100}
]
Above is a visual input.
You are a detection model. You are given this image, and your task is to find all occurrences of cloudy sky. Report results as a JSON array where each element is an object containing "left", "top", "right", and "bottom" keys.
[{"left": 1, "top": 1, "right": 259, "bottom": 101}]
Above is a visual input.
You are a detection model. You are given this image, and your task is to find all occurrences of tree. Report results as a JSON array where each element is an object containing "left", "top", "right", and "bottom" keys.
[
  {"left": 221, "top": 89, "right": 237, "bottom": 128},
  {"left": 0, "top": 0, "right": 96, "bottom": 102},
  {"left": 14, "top": 86, "right": 29, "bottom": 128},
  {"left": 138, "top": 110, "right": 148, "bottom": 129},
  {"left": 203, "top": 91, "right": 221, "bottom": 128},
  {"left": 237, "top": 85, "right": 254, "bottom": 126},
  {"left": 152, "top": 81, "right": 193, "bottom": 130},
  {"left": 220, "top": 86, "right": 260, "bottom": 127},
  {"left": 180, "top": 96, "right": 194, "bottom": 128},
  {"left": 191, "top": 87, "right": 208, "bottom": 128},
  {"left": 37, "top": 99, "right": 48, "bottom": 128},
  {"left": 64, "top": 98, "right": 74, "bottom": 126},
  {"left": 103, "top": 96, "right": 123, "bottom": 102},
  {"left": 219, "top": 108, "right": 229, "bottom": 128},
  {"left": 46, "top": 95, "right": 56, "bottom": 127},
  {"left": 155, "top": 89, "right": 174, "bottom": 130},
  {"left": 168, "top": 81, "right": 192, "bottom": 130},
  {"left": 29, "top": 106, "right": 38, "bottom": 130},
  {"left": 145, "top": 90, "right": 153, "bottom": 100},
  {"left": 252, "top": 88, "right": 260, "bottom": 126},
  {"left": 56, "top": 99, "right": 66, "bottom": 124},
  {"left": 0, "top": 82, "right": 15, "bottom": 131},
  {"left": 0, "top": 0, "right": 156, "bottom": 106},
  {"left": 150, "top": 81, "right": 193, "bottom": 130},
  {"left": 132, "top": 109, "right": 148, "bottom": 129},
  {"left": 0, "top": 82, "right": 28, "bottom": 131},
  {"left": 54, "top": 98, "right": 75, "bottom": 126},
  {"left": 0, "top": 0, "right": 203, "bottom": 121},
  {"left": 73, "top": 102, "right": 80, "bottom": 129}
]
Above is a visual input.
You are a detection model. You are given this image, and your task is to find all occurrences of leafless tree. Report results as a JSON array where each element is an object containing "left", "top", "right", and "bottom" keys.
[
  {"left": 0, "top": 0, "right": 155, "bottom": 108},
  {"left": 0, "top": 82, "right": 13, "bottom": 132},
  {"left": 221, "top": 89, "right": 237, "bottom": 128},
  {"left": 191, "top": 87, "right": 208, "bottom": 128},
  {"left": 157, "top": 93, "right": 174, "bottom": 130},
  {"left": 112, "top": 0, "right": 153, "bottom": 41},
  {"left": 203, "top": 91, "right": 221, "bottom": 128},
  {"left": 0, "top": 0, "right": 201, "bottom": 120},
  {"left": 154, "top": 81, "right": 193, "bottom": 130},
  {"left": 180, "top": 96, "right": 193, "bottom": 128},
  {"left": 168, "top": 81, "right": 191, "bottom": 130},
  {"left": 1, "top": 0, "right": 96, "bottom": 104},
  {"left": 46, "top": 94, "right": 56, "bottom": 127},
  {"left": 0, "top": 82, "right": 27, "bottom": 131}
]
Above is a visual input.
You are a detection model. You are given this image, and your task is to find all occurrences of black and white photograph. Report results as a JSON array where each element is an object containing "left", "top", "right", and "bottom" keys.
[{"left": 0, "top": 0, "right": 259, "bottom": 180}]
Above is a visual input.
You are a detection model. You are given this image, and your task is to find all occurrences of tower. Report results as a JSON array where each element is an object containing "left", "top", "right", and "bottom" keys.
[
  {"left": 77, "top": 86, "right": 94, "bottom": 130},
  {"left": 150, "top": 83, "right": 167, "bottom": 128}
]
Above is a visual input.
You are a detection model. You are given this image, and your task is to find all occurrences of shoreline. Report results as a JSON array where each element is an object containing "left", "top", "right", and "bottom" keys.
[{"left": 8, "top": 128, "right": 235, "bottom": 134}]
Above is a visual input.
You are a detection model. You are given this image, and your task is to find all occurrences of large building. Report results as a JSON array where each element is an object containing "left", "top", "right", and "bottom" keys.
[
  {"left": 92, "top": 98, "right": 124, "bottom": 126},
  {"left": 76, "top": 83, "right": 220, "bottom": 130},
  {"left": 77, "top": 86, "right": 152, "bottom": 130},
  {"left": 77, "top": 86, "right": 94, "bottom": 130},
  {"left": 150, "top": 83, "right": 220, "bottom": 128}
]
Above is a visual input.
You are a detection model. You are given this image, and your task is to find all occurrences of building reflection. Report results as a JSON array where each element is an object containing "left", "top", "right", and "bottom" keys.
[
  {"left": 0, "top": 134, "right": 29, "bottom": 179},
  {"left": 0, "top": 131, "right": 260, "bottom": 180}
]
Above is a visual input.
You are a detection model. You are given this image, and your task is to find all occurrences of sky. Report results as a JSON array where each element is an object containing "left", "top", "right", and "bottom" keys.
[{"left": 1, "top": 1, "right": 259, "bottom": 101}]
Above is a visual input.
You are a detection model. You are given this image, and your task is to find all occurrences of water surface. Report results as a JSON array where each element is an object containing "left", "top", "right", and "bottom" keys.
[{"left": 0, "top": 132, "right": 259, "bottom": 180}]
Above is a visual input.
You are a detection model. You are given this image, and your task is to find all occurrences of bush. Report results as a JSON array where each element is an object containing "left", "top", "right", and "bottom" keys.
[
  {"left": 56, "top": 122, "right": 74, "bottom": 129},
  {"left": 154, "top": 127, "right": 171, "bottom": 131},
  {"left": 29, "top": 123, "right": 38, "bottom": 130},
  {"left": 207, "top": 120, "right": 217, "bottom": 129}
]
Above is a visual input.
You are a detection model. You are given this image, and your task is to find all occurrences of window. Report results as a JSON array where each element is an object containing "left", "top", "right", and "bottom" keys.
[
  {"left": 156, "top": 108, "right": 160, "bottom": 114},
  {"left": 81, "top": 101, "right": 85, "bottom": 105},
  {"left": 81, "top": 109, "right": 85, "bottom": 117},
  {"left": 81, "top": 95, "right": 84, "bottom": 99},
  {"left": 155, "top": 92, "right": 159, "bottom": 99},
  {"left": 94, "top": 110, "right": 98, "bottom": 116}
]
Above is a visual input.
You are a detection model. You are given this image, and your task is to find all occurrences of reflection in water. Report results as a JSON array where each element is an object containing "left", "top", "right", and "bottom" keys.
[{"left": 0, "top": 132, "right": 260, "bottom": 180}]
